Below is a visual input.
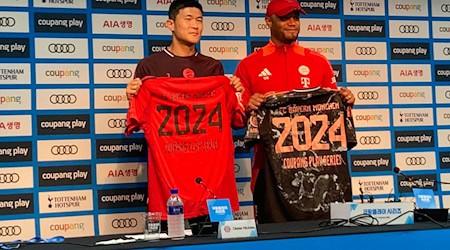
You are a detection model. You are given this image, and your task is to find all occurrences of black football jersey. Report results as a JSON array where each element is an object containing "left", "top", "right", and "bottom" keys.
[{"left": 246, "top": 87, "right": 357, "bottom": 222}]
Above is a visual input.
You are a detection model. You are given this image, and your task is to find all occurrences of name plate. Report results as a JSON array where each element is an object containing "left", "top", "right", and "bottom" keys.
[{"left": 218, "top": 219, "right": 258, "bottom": 239}]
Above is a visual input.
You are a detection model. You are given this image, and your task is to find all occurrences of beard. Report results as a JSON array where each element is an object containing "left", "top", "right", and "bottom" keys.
[{"left": 280, "top": 31, "right": 299, "bottom": 44}]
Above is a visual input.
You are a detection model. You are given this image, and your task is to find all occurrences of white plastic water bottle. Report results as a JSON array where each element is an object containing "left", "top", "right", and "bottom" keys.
[{"left": 167, "top": 188, "right": 184, "bottom": 239}]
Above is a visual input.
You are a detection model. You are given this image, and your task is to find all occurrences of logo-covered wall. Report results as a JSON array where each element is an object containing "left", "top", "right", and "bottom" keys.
[{"left": 0, "top": 0, "right": 449, "bottom": 240}]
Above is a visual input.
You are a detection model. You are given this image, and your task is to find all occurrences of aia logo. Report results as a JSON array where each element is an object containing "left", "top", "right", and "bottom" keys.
[{"left": 103, "top": 20, "right": 132, "bottom": 28}]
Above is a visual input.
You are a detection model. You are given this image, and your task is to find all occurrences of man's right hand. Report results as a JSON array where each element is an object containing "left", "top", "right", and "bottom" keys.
[
  {"left": 246, "top": 93, "right": 265, "bottom": 112},
  {"left": 126, "top": 78, "right": 142, "bottom": 100}
]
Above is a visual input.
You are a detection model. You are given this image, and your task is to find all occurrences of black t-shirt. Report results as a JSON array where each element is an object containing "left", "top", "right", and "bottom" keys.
[
  {"left": 134, "top": 48, "right": 224, "bottom": 78},
  {"left": 246, "top": 88, "right": 357, "bottom": 223}
]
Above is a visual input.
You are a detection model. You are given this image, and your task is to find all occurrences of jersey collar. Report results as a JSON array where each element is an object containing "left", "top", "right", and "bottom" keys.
[
  {"left": 164, "top": 48, "right": 199, "bottom": 58},
  {"left": 262, "top": 40, "right": 305, "bottom": 56}
]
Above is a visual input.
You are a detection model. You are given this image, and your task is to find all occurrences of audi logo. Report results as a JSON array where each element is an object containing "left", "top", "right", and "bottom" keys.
[
  {"left": 49, "top": 94, "right": 77, "bottom": 104},
  {"left": 0, "top": 17, "right": 15, "bottom": 27},
  {"left": 111, "top": 218, "right": 138, "bottom": 229},
  {"left": 357, "top": 91, "right": 379, "bottom": 100},
  {"left": 441, "top": 4, "right": 450, "bottom": 12},
  {"left": 405, "top": 157, "right": 426, "bottom": 165},
  {"left": 106, "top": 69, "right": 133, "bottom": 79},
  {"left": 0, "top": 226, "right": 21, "bottom": 236},
  {"left": 446, "top": 90, "right": 450, "bottom": 99},
  {"left": 108, "top": 118, "right": 127, "bottom": 128},
  {"left": 234, "top": 164, "right": 240, "bottom": 173},
  {"left": 359, "top": 136, "right": 381, "bottom": 145},
  {"left": 443, "top": 47, "right": 450, "bottom": 56},
  {"left": 398, "top": 25, "right": 420, "bottom": 34},
  {"left": 48, "top": 43, "right": 76, "bottom": 53},
  {"left": 0, "top": 173, "right": 19, "bottom": 183},
  {"left": 51, "top": 145, "right": 78, "bottom": 155},
  {"left": 211, "top": 22, "right": 235, "bottom": 31},
  {"left": 355, "top": 47, "right": 377, "bottom": 55}
]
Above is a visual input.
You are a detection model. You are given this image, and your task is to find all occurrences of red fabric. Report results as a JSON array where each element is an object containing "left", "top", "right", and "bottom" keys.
[
  {"left": 235, "top": 41, "right": 338, "bottom": 191},
  {"left": 126, "top": 76, "right": 244, "bottom": 219},
  {"left": 266, "top": 0, "right": 306, "bottom": 16}
]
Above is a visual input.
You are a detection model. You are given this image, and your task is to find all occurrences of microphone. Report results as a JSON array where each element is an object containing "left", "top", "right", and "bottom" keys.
[
  {"left": 393, "top": 167, "right": 414, "bottom": 181},
  {"left": 195, "top": 177, "right": 217, "bottom": 199},
  {"left": 394, "top": 166, "right": 450, "bottom": 186},
  {"left": 385, "top": 188, "right": 400, "bottom": 203}
]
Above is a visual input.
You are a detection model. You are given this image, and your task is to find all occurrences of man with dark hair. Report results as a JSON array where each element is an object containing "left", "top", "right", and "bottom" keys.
[
  {"left": 125, "top": 0, "right": 244, "bottom": 234},
  {"left": 235, "top": 0, "right": 356, "bottom": 223},
  {"left": 126, "top": 0, "right": 242, "bottom": 97}
]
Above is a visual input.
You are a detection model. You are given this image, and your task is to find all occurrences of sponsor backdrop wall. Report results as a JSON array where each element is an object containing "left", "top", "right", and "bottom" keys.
[{"left": 0, "top": 0, "right": 449, "bottom": 241}]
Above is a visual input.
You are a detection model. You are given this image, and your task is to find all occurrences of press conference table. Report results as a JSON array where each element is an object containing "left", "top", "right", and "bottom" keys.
[{"left": 19, "top": 220, "right": 450, "bottom": 250}]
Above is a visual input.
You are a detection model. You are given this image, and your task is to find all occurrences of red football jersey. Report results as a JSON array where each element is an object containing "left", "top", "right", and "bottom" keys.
[{"left": 126, "top": 76, "right": 244, "bottom": 219}]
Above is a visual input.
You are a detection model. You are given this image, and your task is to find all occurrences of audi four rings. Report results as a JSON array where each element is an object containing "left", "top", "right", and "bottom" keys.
[
  {"left": 51, "top": 145, "right": 78, "bottom": 155},
  {"left": 0, "top": 226, "right": 21, "bottom": 236},
  {"left": 211, "top": 21, "right": 234, "bottom": 31},
  {"left": 106, "top": 69, "right": 133, "bottom": 78},
  {"left": 111, "top": 218, "right": 138, "bottom": 228},
  {"left": 443, "top": 47, "right": 450, "bottom": 56},
  {"left": 234, "top": 164, "right": 241, "bottom": 173},
  {"left": 359, "top": 136, "right": 381, "bottom": 145},
  {"left": 108, "top": 119, "right": 127, "bottom": 128},
  {"left": 49, "top": 94, "right": 77, "bottom": 104},
  {"left": 357, "top": 91, "right": 378, "bottom": 100},
  {"left": 48, "top": 43, "right": 76, "bottom": 53},
  {"left": 0, "top": 17, "right": 15, "bottom": 27},
  {"left": 398, "top": 25, "right": 419, "bottom": 33},
  {"left": 355, "top": 47, "right": 377, "bottom": 55},
  {"left": 405, "top": 157, "right": 426, "bottom": 165},
  {"left": 0, "top": 173, "right": 20, "bottom": 183}
]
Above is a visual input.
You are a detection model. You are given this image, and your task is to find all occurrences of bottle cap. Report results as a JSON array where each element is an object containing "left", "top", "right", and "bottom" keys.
[{"left": 170, "top": 188, "right": 178, "bottom": 194}]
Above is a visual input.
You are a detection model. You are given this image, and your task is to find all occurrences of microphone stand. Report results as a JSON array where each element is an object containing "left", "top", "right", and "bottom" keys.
[
  {"left": 394, "top": 167, "right": 449, "bottom": 222},
  {"left": 191, "top": 177, "right": 219, "bottom": 235}
]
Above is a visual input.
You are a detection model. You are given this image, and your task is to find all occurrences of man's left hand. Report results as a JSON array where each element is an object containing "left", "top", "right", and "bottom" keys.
[
  {"left": 339, "top": 87, "right": 355, "bottom": 106},
  {"left": 230, "top": 75, "right": 244, "bottom": 94}
]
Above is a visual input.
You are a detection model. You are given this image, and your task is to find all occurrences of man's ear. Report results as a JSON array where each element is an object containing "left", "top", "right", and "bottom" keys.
[
  {"left": 166, "top": 19, "right": 175, "bottom": 32},
  {"left": 265, "top": 16, "right": 272, "bottom": 28}
]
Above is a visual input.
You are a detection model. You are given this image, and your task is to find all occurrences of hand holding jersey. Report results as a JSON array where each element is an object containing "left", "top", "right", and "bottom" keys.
[
  {"left": 126, "top": 76, "right": 245, "bottom": 219},
  {"left": 235, "top": 0, "right": 356, "bottom": 223},
  {"left": 124, "top": 0, "right": 247, "bottom": 228},
  {"left": 126, "top": 75, "right": 244, "bottom": 101},
  {"left": 126, "top": 77, "right": 142, "bottom": 100},
  {"left": 246, "top": 87, "right": 355, "bottom": 112},
  {"left": 245, "top": 88, "right": 356, "bottom": 223}
]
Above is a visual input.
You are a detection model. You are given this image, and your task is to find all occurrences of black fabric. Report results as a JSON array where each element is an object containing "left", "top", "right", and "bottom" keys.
[
  {"left": 134, "top": 49, "right": 224, "bottom": 78},
  {"left": 15, "top": 220, "right": 450, "bottom": 249},
  {"left": 246, "top": 88, "right": 357, "bottom": 223}
]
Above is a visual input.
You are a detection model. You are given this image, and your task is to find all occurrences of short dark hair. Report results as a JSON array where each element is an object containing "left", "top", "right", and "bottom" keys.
[{"left": 168, "top": 0, "right": 203, "bottom": 20}]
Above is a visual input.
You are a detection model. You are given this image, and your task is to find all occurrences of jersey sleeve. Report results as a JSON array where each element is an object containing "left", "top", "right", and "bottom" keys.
[
  {"left": 345, "top": 106, "right": 357, "bottom": 150},
  {"left": 235, "top": 59, "right": 254, "bottom": 109},
  {"left": 224, "top": 81, "right": 246, "bottom": 129},
  {"left": 125, "top": 79, "right": 151, "bottom": 136}
]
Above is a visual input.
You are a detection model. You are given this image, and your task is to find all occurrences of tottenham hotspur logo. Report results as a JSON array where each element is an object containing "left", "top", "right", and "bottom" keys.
[{"left": 48, "top": 196, "right": 53, "bottom": 208}]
